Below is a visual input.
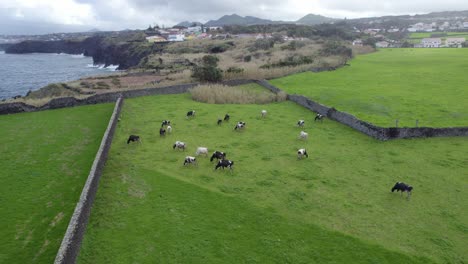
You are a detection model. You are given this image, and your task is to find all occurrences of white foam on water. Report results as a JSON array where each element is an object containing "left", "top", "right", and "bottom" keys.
[
  {"left": 0, "top": 51, "right": 5, "bottom": 54},
  {"left": 104, "top": 64, "right": 119, "bottom": 71},
  {"left": 71, "top": 53, "right": 85, "bottom": 58}
]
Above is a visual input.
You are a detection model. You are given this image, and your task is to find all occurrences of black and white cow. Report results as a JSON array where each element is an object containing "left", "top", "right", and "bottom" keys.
[
  {"left": 183, "top": 156, "right": 197, "bottom": 166},
  {"left": 315, "top": 114, "right": 324, "bottom": 122},
  {"left": 234, "top": 121, "right": 246, "bottom": 130},
  {"left": 391, "top": 182, "right": 413, "bottom": 198},
  {"left": 159, "top": 127, "right": 166, "bottom": 136},
  {"left": 186, "top": 110, "right": 196, "bottom": 118},
  {"left": 215, "top": 159, "right": 234, "bottom": 170},
  {"left": 127, "top": 135, "right": 141, "bottom": 144},
  {"left": 217, "top": 119, "right": 223, "bottom": 125},
  {"left": 161, "top": 120, "right": 171, "bottom": 127},
  {"left": 210, "top": 151, "right": 226, "bottom": 162},
  {"left": 224, "top": 114, "right": 230, "bottom": 122},
  {"left": 173, "top": 141, "right": 186, "bottom": 151},
  {"left": 297, "top": 120, "right": 305, "bottom": 127},
  {"left": 297, "top": 148, "right": 308, "bottom": 159}
]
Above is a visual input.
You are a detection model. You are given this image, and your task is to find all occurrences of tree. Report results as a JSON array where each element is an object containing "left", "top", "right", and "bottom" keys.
[{"left": 192, "top": 55, "right": 223, "bottom": 82}]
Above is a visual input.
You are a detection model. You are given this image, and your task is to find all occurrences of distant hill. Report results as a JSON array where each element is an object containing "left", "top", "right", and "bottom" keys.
[
  {"left": 204, "top": 14, "right": 285, "bottom": 26},
  {"left": 296, "top": 14, "right": 338, "bottom": 25},
  {"left": 179, "top": 13, "right": 337, "bottom": 27}
]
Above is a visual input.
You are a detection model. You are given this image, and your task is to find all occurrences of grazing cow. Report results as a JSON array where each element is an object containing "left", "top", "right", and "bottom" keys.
[
  {"left": 127, "top": 135, "right": 140, "bottom": 144},
  {"left": 186, "top": 110, "right": 196, "bottom": 118},
  {"left": 261, "top": 110, "right": 267, "bottom": 118},
  {"left": 215, "top": 159, "right": 234, "bottom": 170},
  {"left": 173, "top": 141, "right": 186, "bottom": 151},
  {"left": 166, "top": 125, "right": 172, "bottom": 133},
  {"left": 299, "top": 131, "right": 308, "bottom": 140},
  {"left": 161, "top": 120, "right": 171, "bottom": 127},
  {"left": 217, "top": 119, "right": 223, "bottom": 125},
  {"left": 224, "top": 114, "right": 230, "bottom": 122},
  {"left": 314, "top": 114, "right": 324, "bottom": 122},
  {"left": 297, "top": 120, "right": 305, "bottom": 127},
  {"left": 159, "top": 127, "right": 166, "bottom": 136},
  {"left": 210, "top": 151, "right": 226, "bottom": 162},
  {"left": 196, "top": 147, "right": 209, "bottom": 156},
  {"left": 183, "top": 156, "right": 197, "bottom": 166},
  {"left": 234, "top": 121, "right": 246, "bottom": 130},
  {"left": 297, "top": 148, "right": 308, "bottom": 159},
  {"left": 391, "top": 182, "right": 413, "bottom": 199}
]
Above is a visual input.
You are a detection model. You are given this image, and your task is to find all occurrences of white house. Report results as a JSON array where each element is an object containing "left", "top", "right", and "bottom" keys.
[
  {"left": 352, "top": 39, "right": 363, "bottom": 46},
  {"left": 464, "top": 22, "right": 468, "bottom": 28},
  {"left": 187, "top": 26, "right": 202, "bottom": 33},
  {"left": 167, "top": 34, "right": 185, "bottom": 42},
  {"left": 375, "top": 41, "right": 389, "bottom": 48},
  {"left": 446, "top": 37, "right": 466, "bottom": 47},
  {"left": 421, "top": 38, "right": 442, "bottom": 48}
]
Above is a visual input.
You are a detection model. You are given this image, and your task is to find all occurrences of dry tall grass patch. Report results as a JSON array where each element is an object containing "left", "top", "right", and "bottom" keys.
[{"left": 189, "top": 84, "right": 286, "bottom": 104}]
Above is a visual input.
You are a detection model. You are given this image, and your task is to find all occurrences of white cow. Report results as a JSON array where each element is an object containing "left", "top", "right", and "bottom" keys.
[
  {"left": 261, "top": 110, "right": 267, "bottom": 118},
  {"left": 299, "top": 131, "right": 308, "bottom": 140},
  {"left": 167, "top": 125, "right": 172, "bottom": 133},
  {"left": 195, "top": 147, "right": 209, "bottom": 156}
]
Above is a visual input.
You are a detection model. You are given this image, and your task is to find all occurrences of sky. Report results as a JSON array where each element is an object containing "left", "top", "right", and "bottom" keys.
[{"left": 1, "top": 0, "right": 468, "bottom": 35}]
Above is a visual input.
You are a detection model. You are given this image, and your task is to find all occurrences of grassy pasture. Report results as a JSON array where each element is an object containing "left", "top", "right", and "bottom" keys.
[
  {"left": 79, "top": 93, "right": 467, "bottom": 263},
  {"left": 0, "top": 104, "right": 113, "bottom": 263},
  {"left": 270, "top": 48, "right": 468, "bottom": 127}
]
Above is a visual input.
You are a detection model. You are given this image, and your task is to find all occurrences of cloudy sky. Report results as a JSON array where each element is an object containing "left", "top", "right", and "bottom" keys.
[{"left": 1, "top": 0, "right": 468, "bottom": 35}]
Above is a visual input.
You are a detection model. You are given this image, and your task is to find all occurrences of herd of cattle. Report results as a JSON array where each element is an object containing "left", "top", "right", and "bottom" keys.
[{"left": 126, "top": 109, "right": 413, "bottom": 199}]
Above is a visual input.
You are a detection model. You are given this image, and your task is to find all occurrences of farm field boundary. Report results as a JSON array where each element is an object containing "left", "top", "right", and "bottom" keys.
[
  {"left": 54, "top": 97, "right": 123, "bottom": 264},
  {"left": 1, "top": 77, "right": 466, "bottom": 140},
  {"left": 256, "top": 80, "right": 468, "bottom": 140}
]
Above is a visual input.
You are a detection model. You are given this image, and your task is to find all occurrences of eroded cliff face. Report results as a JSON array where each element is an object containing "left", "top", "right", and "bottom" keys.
[{"left": 5, "top": 36, "right": 164, "bottom": 70}]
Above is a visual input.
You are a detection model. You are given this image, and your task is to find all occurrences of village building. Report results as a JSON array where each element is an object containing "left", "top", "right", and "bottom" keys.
[
  {"left": 352, "top": 39, "right": 363, "bottom": 46},
  {"left": 167, "top": 34, "right": 185, "bottom": 42},
  {"left": 145, "top": 35, "right": 167, "bottom": 43},
  {"left": 375, "top": 41, "right": 389, "bottom": 48},
  {"left": 421, "top": 38, "right": 442, "bottom": 48},
  {"left": 446, "top": 37, "right": 466, "bottom": 48}
]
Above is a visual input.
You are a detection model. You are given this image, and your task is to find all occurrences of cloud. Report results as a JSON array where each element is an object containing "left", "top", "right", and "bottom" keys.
[{"left": 2, "top": 0, "right": 468, "bottom": 34}]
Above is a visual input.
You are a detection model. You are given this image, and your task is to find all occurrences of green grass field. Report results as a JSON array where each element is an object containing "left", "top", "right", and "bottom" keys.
[
  {"left": 270, "top": 48, "right": 468, "bottom": 127},
  {"left": 78, "top": 93, "right": 467, "bottom": 263},
  {"left": 408, "top": 32, "right": 468, "bottom": 40},
  {"left": 0, "top": 104, "right": 113, "bottom": 263}
]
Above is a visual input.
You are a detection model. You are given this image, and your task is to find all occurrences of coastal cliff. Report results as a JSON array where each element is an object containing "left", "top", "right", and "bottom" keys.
[{"left": 5, "top": 34, "right": 165, "bottom": 70}]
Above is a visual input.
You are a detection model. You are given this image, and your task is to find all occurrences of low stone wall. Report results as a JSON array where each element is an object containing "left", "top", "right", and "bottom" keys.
[
  {"left": 257, "top": 81, "right": 468, "bottom": 141},
  {"left": 54, "top": 97, "right": 123, "bottom": 264},
  {"left": 0, "top": 79, "right": 256, "bottom": 115}
]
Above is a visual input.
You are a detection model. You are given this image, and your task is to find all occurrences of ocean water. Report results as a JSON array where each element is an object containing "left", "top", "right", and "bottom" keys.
[{"left": 0, "top": 51, "right": 118, "bottom": 100}]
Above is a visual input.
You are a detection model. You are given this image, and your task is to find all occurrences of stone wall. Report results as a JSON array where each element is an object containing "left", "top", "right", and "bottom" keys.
[
  {"left": 54, "top": 97, "right": 123, "bottom": 264},
  {"left": 257, "top": 82, "right": 468, "bottom": 141},
  {"left": 0, "top": 79, "right": 256, "bottom": 115}
]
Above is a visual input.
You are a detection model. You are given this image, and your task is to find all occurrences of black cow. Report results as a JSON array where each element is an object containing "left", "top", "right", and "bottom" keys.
[
  {"left": 315, "top": 114, "right": 324, "bottom": 122},
  {"left": 217, "top": 119, "right": 223, "bottom": 125},
  {"left": 215, "top": 159, "right": 234, "bottom": 170},
  {"left": 210, "top": 151, "right": 226, "bottom": 162},
  {"left": 127, "top": 135, "right": 140, "bottom": 144},
  {"left": 391, "top": 182, "right": 413, "bottom": 199},
  {"left": 183, "top": 156, "right": 197, "bottom": 166},
  {"left": 224, "top": 114, "right": 230, "bottom": 121},
  {"left": 187, "top": 110, "right": 196, "bottom": 118},
  {"left": 161, "top": 120, "right": 171, "bottom": 127},
  {"left": 159, "top": 127, "right": 166, "bottom": 136}
]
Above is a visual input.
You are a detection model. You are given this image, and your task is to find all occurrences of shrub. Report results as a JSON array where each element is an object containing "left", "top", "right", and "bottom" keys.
[
  {"left": 260, "top": 55, "right": 314, "bottom": 69},
  {"left": 249, "top": 38, "right": 275, "bottom": 51},
  {"left": 95, "top": 81, "right": 110, "bottom": 89},
  {"left": 320, "top": 41, "right": 353, "bottom": 58},
  {"left": 111, "top": 78, "right": 121, "bottom": 87},
  {"left": 192, "top": 55, "right": 223, "bottom": 82},
  {"left": 243, "top": 55, "right": 252, "bottom": 62}
]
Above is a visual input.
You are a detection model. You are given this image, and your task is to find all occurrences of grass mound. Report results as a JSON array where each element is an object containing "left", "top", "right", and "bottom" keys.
[{"left": 189, "top": 83, "right": 286, "bottom": 104}]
